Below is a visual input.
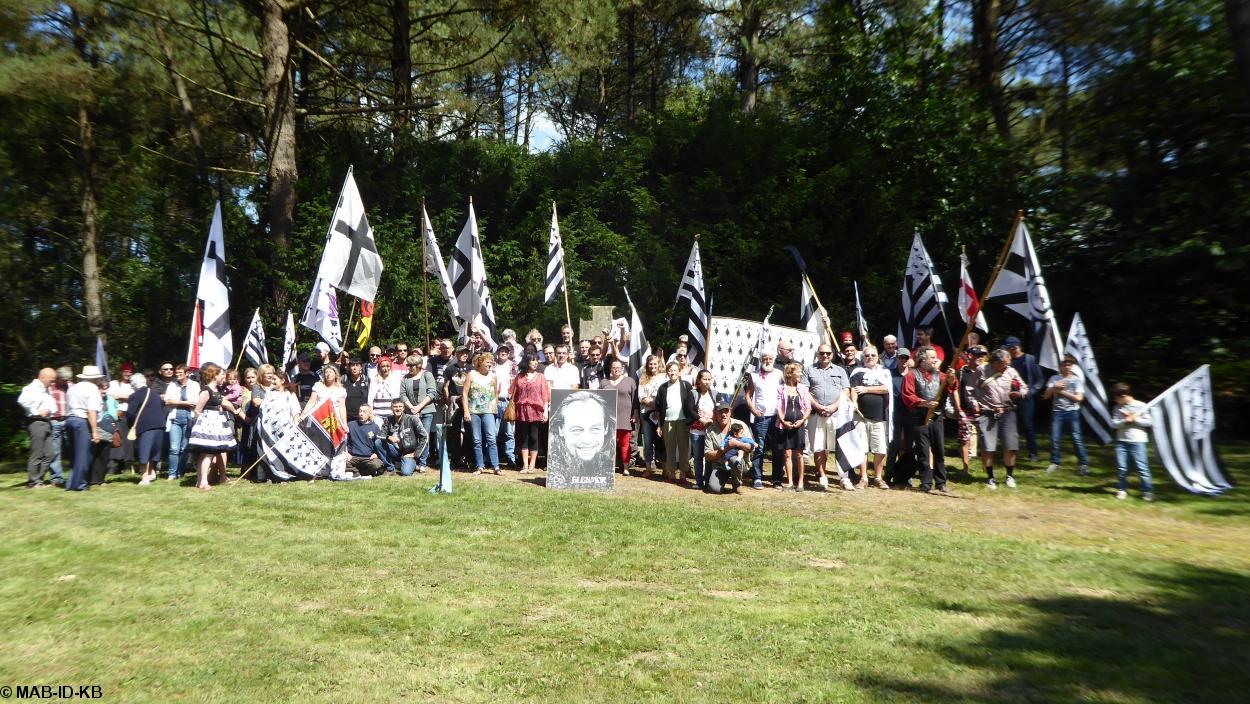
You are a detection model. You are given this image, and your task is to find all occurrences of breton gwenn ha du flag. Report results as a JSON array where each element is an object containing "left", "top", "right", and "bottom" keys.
[
  {"left": 282, "top": 310, "right": 297, "bottom": 376},
  {"left": 1147, "top": 365, "right": 1230, "bottom": 495},
  {"left": 449, "top": 201, "right": 499, "bottom": 345},
  {"left": 959, "top": 251, "right": 989, "bottom": 332},
  {"left": 320, "top": 169, "right": 382, "bottom": 302},
  {"left": 898, "top": 233, "right": 948, "bottom": 350},
  {"left": 984, "top": 219, "right": 1063, "bottom": 370},
  {"left": 854, "top": 281, "right": 870, "bottom": 346},
  {"left": 1064, "top": 313, "right": 1112, "bottom": 444},
  {"left": 623, "top": 287, "right": 648, "bottom": 376},
  {"left": 421, "top": 204, "right": 461, "bottom": 328},
  {"left": 243, "top": 308, "right": 268, "bottom": 367},
  {"left": 677, "top": 239, "right": 710, "bottom": 366},
  {"left": 187, "top": 201, "right": 232, "bottom": 368},
  {"left": 545, "top": 203, "right": 567, "bottom": 305}
]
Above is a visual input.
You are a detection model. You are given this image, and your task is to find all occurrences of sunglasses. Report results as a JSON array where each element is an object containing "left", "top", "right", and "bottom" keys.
[
  {"left": 818, "top": 351, "right": 833, "bottom": 355},
  {"left": 369, "top": 354, "right": 380, "bottom": 358},
  {"left": 160, "top": 367, "right": 173, "bottom": 372}
]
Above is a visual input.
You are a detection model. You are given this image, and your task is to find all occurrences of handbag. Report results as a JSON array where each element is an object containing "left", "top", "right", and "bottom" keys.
[
  {"left": 504, "top": 400, "right": 517, "bottom": 422},
  {"left": 126, "top": 387, "right": 152, "bottom": 442}
]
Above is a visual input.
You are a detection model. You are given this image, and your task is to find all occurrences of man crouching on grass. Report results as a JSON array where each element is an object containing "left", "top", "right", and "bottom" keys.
[{"left": 702, "top": 401, "right": 753, "bottom": 495}]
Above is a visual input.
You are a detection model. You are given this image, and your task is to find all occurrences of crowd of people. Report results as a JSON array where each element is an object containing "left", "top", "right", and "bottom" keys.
[{"left": 16, "top": 321, "right": 1157, "bottom": 500}]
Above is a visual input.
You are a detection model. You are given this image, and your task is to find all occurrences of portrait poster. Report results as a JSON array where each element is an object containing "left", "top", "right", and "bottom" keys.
[{"left": 546, "top": 388, "right": 617, "bottom": 491}]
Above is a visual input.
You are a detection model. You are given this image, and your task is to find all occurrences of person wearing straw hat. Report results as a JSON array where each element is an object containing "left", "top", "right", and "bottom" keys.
[{"left": 65, "top": 365, "right": 107, "bottom": 491}]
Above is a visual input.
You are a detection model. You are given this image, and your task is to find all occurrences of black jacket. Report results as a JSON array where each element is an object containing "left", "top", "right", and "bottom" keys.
[{"left": 654, "top": 379, "right": 697, "bottom": 423}]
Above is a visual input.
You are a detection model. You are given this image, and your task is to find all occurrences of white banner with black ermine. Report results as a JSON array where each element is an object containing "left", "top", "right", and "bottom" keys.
[
  {"left": 705, "top": 317, "right": 821, "bottom": 397},
  {"left": 546, "top": 389, "right": 616, "bottom": 491}
]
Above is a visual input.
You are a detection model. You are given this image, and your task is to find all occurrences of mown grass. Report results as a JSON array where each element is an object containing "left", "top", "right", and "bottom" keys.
[{"left": 0, "top": 442, "right": 1247, "bottom": 703}]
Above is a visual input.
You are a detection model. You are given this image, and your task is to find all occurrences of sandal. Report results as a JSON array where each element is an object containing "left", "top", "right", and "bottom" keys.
[
  {"left": 472, "top": 468, "right": 483, "bottom": 475},
  {"left": 493, "top": 468, "right": 502, "bottom": 475}
]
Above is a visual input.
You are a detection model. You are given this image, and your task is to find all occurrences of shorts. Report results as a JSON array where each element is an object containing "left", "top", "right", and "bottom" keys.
[
  {"left": 860, "top": 419, "right": 888, "bottom": 455},
  {"left": 806, "top": 413, "right": 836, "bottom": 453},
  {"left": 977, "top": 410, "right": 1019, "bottom": 454},
  {"left": 136, "top": 428, "right": 164, "bottom": 464}
]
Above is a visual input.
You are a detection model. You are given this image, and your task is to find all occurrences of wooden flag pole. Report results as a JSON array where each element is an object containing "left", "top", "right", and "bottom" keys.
[
  {"left": 924, "top": 209, "right": 1023, "bottom": 425},
  {"left": 557, "top": 201, "right": 573, "bottom": 333},
  {"left": 803, "top": 272, "right": 838, "bottom": 344},
  {"left": 421, "top": 199, "right": 431, "bottom": 351}
]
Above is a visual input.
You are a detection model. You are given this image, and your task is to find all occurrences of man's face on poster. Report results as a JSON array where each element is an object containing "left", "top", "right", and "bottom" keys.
[{"left": 561, "top": 398, "right": 606, "bottom": 461}]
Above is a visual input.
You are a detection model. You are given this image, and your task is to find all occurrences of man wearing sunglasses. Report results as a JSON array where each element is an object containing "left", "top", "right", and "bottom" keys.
[{"left": 801, "top": 345, "right": 851, "bottom": 490}]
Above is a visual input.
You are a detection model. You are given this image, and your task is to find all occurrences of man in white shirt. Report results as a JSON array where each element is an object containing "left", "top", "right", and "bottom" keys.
[
  {"left": 18, "top": 368, "right": 59, "bottom": 487},
  {"left": 543, "top": 344, "right": 581, "bottom": 391},
  {"left": 163, "top": 364, "right": 201, "bottom": 480},
  {"left": 743, "top": 352, "right": 782, "bottom": 489},
  {"left": 494, "top": 345, "right": 517, "bottom": 466},
  {"left": 65, "top": 365, "right": 107, "bottom": 491}
]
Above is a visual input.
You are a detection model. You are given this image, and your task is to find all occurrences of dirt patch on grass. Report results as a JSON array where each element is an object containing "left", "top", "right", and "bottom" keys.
[{"left": 708, "top": 590, "right": 756, "bottom": 600}]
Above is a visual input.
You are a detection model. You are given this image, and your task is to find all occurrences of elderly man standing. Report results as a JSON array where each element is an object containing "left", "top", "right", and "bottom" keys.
[
  {"left": 1004, "top": 336, "right": 1044, "bottom": 462},
  {"left": 18, "top": 368, "right": 59, "bottom": 488},
  {"left": 880, "top": 335, "right": 900, "bottom": 374},
  {"left": 800, "top": 344, "right": 851, "bottom": 491},
  {"left": 65, "top": 365, "right": 107, "bottom": 491},
  {"left": 744, "top": 351, "right": 783, "bottom": 489},
  {"left": 969, "top": 348, "right": 1028, "bottom": 488},
  {"left": 1044, "top": 353, "right": 1089, "bottom": 475},
  {"left": 900, "top": 346, "right": 956, "bottom": 495}
]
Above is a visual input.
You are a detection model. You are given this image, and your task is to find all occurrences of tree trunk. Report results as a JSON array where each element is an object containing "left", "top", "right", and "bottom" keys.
[
  {"left": 971, "top": 0, "right": 1010, "bottom": 140},
  {"left": 260, "top": 0, "right": 296, "bottom": 249},
  {"left": 72, "top": 8, "right": 105, "bottom": 341},
  {"left": 1227, "top": 0, "right": 1250, "bottom": 105},
  {"left": 390, "top": 0, "right": 412, "bottom": 139},
  {"left": 495, "top": 68, "right": 507, "bottom": 140},
  {"left": 153, "top": 22, "right": 210, "bottom": 190},
  {"left": 737, "top": 0, "right": 761, "bottom": 114}
]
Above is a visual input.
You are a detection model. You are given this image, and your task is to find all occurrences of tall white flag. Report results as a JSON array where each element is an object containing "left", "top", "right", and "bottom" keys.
[
  {"left": 320, "top": 169, "right": 383, "bottom": 302},
  {"left": 897, "top": 233, "right": 949, "bottom": 350},
  {"left": 242, "top": 307, "right": 268, "bottom": 367},
  {"left": 984, "top": 220, "right": 1063, "bottom": 370},
  {"left": 421, "top": 204, "right": 461, "bottom": 329},
  {"left": 1146, "top": 365, "right": 1230, "bottom": 495},
  {"left": 676, "top": 239, "right": 709, "bottom": 366},
  {"left": 545, "top": 203, "right": 567, "bottom": 305},
  {"left": 448, "top": 201, "right": 499, "bottom": 346},
  {"left": 623, "top": 287, "right": 648, "bottom": 376},
  {"left": 282, "top": 310, "right": 297, "bottom": 376},
  {"left": 854, "top": 281, "right": 870, "bottom": 346},
  {"left": 186, "top": 201, "right": 232, "bottom": 368},
  {"left": 299, "top": 274, "right": 343, "bottom": 354},
  {"left": 1064, "top": 313, "right": 1112, "bottom": 444}
]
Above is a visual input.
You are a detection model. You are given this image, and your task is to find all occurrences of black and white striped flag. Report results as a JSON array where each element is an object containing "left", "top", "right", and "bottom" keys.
[
  {"left": 545, "top": 203, "right": 566, "bottom": 305},
  {"left": 1147, "top": 365, "right": 1230, "bottom": 495},
  {"left": 421, "top": 204, "right": 461, "bottom": 330},
  {"left": 282, "top": 310, "right": 297, "bottom": 376},
  {"left": 984, "top": 219, "right": 1063, "bottom": 370},
  {"left": 449, "top": 201, "right": 499, "bottom": 346},
  {"left": 623, "top": 287, "right": 648, "bottom": 375},
  {"left": 854, "top": 280, "right": 870, "bottom": 347},
  {"left": 897, "top": 233, "right": 949, "bottom": 350},
  {"left": 243, "top": 307, "right": 268, "bottom": 367},
  {"left": 676, "top": 239, "right": 709, "bottom": 366},
  {"left": 1064, "top": 312, "right": 1111, "bottom": 444}
]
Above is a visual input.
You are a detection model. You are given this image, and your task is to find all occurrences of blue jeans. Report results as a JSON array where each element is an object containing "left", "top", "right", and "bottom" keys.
[
  {"left": 470, "top": 412, "right": 499, "bottom": 469},
  {"left": 1115, "top": 441, "right": 1153, "bottom": 492},
  {"left": 417, "top": 414, "right": 435, "bottom": 466},
  {"left": 1050, "top": 409, "right": 1088, "bottom": 466},
  {"left": 167, "top": 417, "right": 190, "bottom": 478},
  {"left": 692, "top": 433, "right": 707, "bottom": 488},
  {"left": 48, "top": 419, "right": 66, "bottom": 483},
  {"left": 751, "top": 416, "right": 774, "bottom": 483},
  {"left": 65, "top": 416, "right": 93, "bottom": 491},
  {"left": 375, "top": 439, "right": 416, "bottom": 476},
  {"left": 496, "top": 405, "right": 515, "bottom": 465},
  {"left": 641, "top": 415, "right": 663, "bottom": 465}
]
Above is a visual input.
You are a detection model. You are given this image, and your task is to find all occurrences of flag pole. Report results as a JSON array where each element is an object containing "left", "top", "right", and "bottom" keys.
[
  {"left": 556, "top": 201, "right": 573, "bottom": 333},
  {"left": 925, "top": 209, "right": 1023, "bottom": 424},
  {"left": 343, "top": 296, "right": 357, "bottom": 353},
  {"left": 421, "top": 199, "right": 431, "bottom": 351},
  {"left": 803, "top": 273, "right": 837, "bottom": 344}
]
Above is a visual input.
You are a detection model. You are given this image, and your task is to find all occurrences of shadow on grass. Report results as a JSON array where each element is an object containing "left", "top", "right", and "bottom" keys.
[{"left": 858, "top": 565, "right": 1250, "bottom": 703}]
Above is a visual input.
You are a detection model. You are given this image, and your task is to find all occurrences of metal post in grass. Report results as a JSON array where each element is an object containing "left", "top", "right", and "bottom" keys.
[{"left": 430, "top": 419, "right": 452, "bottom": 494}]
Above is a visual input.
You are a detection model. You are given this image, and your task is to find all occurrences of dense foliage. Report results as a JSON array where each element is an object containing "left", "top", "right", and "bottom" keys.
[{"left": 1, "top": 0, "right": 1247, "bottom": 425}]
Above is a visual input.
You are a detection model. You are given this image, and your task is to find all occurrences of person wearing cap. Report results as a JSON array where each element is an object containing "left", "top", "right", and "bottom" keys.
[
  {"left": 163, "top": 363, "right": 201, "bottom": 481},
  {"left": 1004, "top": 335, "right": 1044, "bottom": 462},
  {"left": 65, "top": 365, "right": 108, "bottom": 491},
  {"left": 885, "top": 347, "right": 915, "bottom": 486},
  {"left": 955, "top": 345, "right": 989, "bottom": 473},
  {"left": 1044, "top": 353, "right": 1089, "bottom": 475},
  {"left": 744, "top": 351, "right": 782, "bottom": 489},
  {"left": 18, "top": 368, "right": 59, "bottom": 487},
  {"left": 900, "top": 346, "right": 957, "bottom": 494},
  {"left": 292, "top": 353, "right": 320, "bottom": 404},
  {"left": 969, "top": 348, "right": 1028, "bottom": 488},
  {"left": 801, "top": 343, "right": 851, "bottom": 491},
  {"left": 311, "top": 341, "right": 332, "bottom": 373},
  {"left": 702, "top": 401, "right": 752, "bottom": 494}
]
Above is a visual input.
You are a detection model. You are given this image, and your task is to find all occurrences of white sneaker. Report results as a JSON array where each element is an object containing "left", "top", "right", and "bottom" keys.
[
  {"left": 1116, "top": 490, "right": 1127, "bottom": 500},
  {"left": 1142, "top": 492, "right": 1154, "bottom": 502},
  {"left": 986, "top": 478, "right": 997, "bottom": 490},
  {"left": 1078, "top": 465, "right": 1089, "bottom": 476},
  {"left": 841, "top": 477, "right": 856, "bottom": 491},
  {"left": 1005, "top": 476, "right": 1017, "bottom": 488},
  {"left": 1046, "top": 463, "right": 1060, "bottom": 473},
  {"left": 819, "top": 475, "right": 829, "bottom": 489}
]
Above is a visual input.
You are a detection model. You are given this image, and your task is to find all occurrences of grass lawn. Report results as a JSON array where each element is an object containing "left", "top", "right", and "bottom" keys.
[{"left": 0, "top": 441, "right": 1247, "bottom": 703}]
